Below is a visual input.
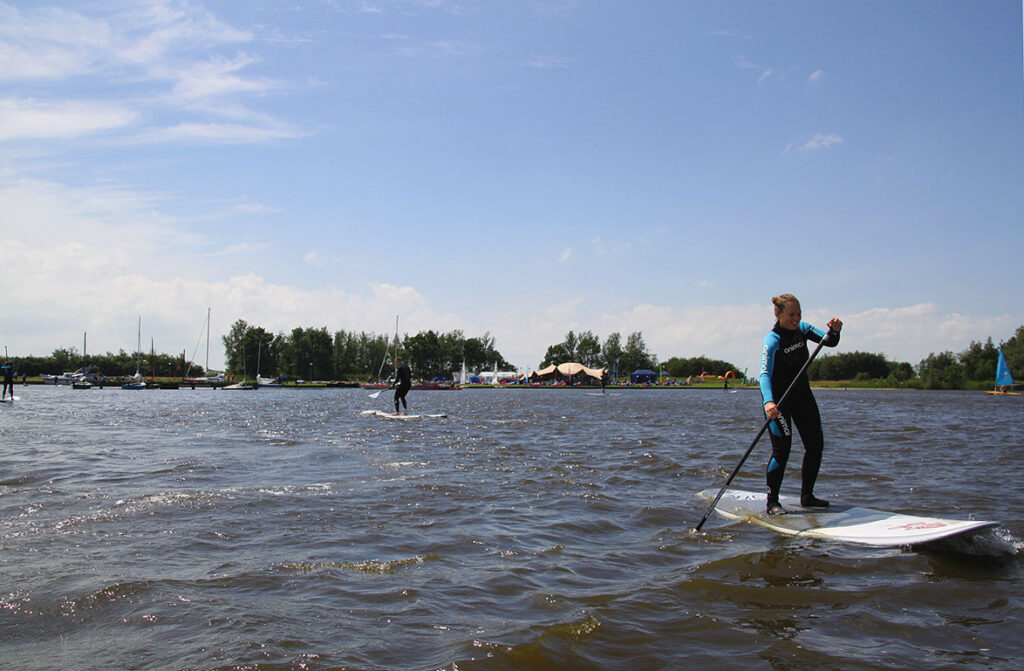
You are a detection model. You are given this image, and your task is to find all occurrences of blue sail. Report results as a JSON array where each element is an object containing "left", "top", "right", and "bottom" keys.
[{"left": 995, "top": 348, "right": 1015, "bottom": 387}]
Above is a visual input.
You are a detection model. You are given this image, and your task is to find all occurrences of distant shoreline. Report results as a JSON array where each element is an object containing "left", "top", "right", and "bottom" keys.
[{"left": 15, "top": 378, "right": 931, "bottom": 392}]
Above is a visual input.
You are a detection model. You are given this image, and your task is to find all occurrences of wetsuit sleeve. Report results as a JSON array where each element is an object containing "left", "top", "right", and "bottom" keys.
[
  {"left": 759, "top": 332, "right": 779, "bottom": 404},
  {"left": 800, "top": 321, "right": 840, "bottom": 347}
]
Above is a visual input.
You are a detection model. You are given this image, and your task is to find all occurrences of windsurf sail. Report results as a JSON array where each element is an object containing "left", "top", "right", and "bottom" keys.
[{"left": 995, "top": 348, "right": 1015, "bottom": 388}]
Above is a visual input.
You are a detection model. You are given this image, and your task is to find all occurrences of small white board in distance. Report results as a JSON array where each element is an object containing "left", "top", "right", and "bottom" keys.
[
  {"left": 360, "top": 409, "right": 447, "bottom": 420},
  {"left": 0, "top": 396, "right": 20, "bottom": 403},
  {"left": 698, "top": 488, "right": 999, "bottom": 547}
]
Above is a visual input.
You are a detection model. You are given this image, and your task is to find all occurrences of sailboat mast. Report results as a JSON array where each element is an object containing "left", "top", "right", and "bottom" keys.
[
  {"left": 205, "top": 307, "right": 211, "bottom": 373},
  {"left": 376, "top": 315, "right": 399, "bottom": 383},
  {"left": 135, "top": 315, "right": 141, "bottom": 376}
]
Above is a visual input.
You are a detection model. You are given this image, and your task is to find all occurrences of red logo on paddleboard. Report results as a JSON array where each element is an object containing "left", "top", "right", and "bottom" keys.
[{"left": 887, "top": 522, "right": 946, "bottom": 531}]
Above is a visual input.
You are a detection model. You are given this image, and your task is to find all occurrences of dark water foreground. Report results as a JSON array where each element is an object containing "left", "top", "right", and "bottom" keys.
[{"left": 1, "top": 387, "right": 1021, "bottom": 670}]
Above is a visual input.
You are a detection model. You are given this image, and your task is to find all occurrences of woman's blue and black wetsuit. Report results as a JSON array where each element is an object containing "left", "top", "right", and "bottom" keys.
[
  {"left": 393, "top": 364, "right": 412, "bottom": 413},
  {"left": 759, "top": 321, "right": 839, "bottom": 508}
]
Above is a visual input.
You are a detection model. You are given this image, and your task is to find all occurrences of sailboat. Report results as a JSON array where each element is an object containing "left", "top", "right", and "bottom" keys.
[
  {"left": 122, "top": 316, "right": 147, "bottom": 389},
  {"left": 985, "top": 348, "right": 1020, "bottom": 396},
  {"left": 255, "top": 338, "right": 281, "bottom": 387}
]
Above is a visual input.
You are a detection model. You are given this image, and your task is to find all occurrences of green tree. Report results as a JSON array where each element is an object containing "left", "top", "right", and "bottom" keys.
[
  {"left": 809, "top": 351, "right": 891, "bottom": 380},
  {"left": 577, "top": 331, "right": 602, "bottom": 367},
  {"left": 283, "top": 327, "right": 334, "bottom": 380},
  {"left": 222, "top": 320, "right": 276, "bottom": 378},
  {"left": 663, "top": 356, "right": 741, "bottom": 378},
  {"left": 621, "top": 331, "right": 656, "bottom": 374},
  {"left": 998, "top": 325, "right": 1024, "bottom": 381},
  {"left": 222, "top": 319, "right": 249, "bottom": 376},
  {"left": 334, "top": 330, "right": 390, "bottom": 380},
  {"left": 958, "top": 338, "right": 999, "bottom": 382},
  {"left": 463, "top": 332, "right": 511, "bottom": 371},
  {"left": 602, "top": 332, "right": 624, "bottom": 379},
  {"left": 404, "top": 330, "right": 445, "bottom": 379},
  {"left": 887, "top": 361, "right": 915, "bottom": 386},
  {"left": 542, "top": 331, "right": 579, "bottom": 367},
  {"left": 918, "top": 351, "right": 963, "bottom": 390}
]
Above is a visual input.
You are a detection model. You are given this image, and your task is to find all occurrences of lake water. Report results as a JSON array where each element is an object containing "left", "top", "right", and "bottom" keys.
[{"left": 1, "top": 386, "right": 1021, "bottom": 670}]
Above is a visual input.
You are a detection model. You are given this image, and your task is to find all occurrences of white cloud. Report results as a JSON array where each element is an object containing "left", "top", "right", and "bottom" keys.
[
  {"left": 209, "top": 242, "right": 271, "bottom": 257},
  {"left": 164, "top": 53, "right": 275, "bottom": 102},
  {"left": 800, "top": 132, "right": 843, "bottom": 151},
  {"left": 137, "top": 121, "right": 304, "bottom": 144},
  {"left": 809, "top": 68, "right": 824, "bottom": 82},
  {"left": 0, "top": 1, "right": 294, "bottom": 147},
  {"left": 2, "top": 174, "right": 1015, "bottom": 376},
  {"left": 0, "top": 98, "right": 137, "bottom": 140},
  {"left": 557, "top": 247, "right": 574, "bottom": 263}
]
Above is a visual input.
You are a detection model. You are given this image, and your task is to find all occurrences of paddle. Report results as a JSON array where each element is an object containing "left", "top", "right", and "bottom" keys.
[
  {"left": 694, "top": 329, "right": 836, "bottom": 532},
  {"left": 369, "top": 388, "right": 386, "bottom": 399}
]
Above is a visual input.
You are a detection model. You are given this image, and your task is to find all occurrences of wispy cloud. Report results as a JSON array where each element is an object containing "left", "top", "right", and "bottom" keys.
[
  {"left": 0, "top": 98, "right": 137, "bottom": 140},
  {"left": 0, "top": 1, "right": 295, "bottom": 146},
  {"left": 798, "top": 132, "right": 844, "bottom": 151},
  {"left": 809, "top": 68, "right": 824, "bottom": 82},
  {"left": 137, "top": 121, "right": 304, "bottom": 144},
  {"left": 733, "top": 55, "right": 777, "bottom": 85},
  {"left": 208, "top": 242, "right": 271, "bottom": 257},
  {"left": 523, "top": 56, "right": 569, "bottom": 69},
  {"left": 591, "top": 237, "right": 630, "bottom": 256}
]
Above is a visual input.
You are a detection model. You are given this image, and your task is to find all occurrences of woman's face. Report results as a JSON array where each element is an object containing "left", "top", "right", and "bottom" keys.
[{"left": 776, "top": 301, "right": 801, "bottom": 330}]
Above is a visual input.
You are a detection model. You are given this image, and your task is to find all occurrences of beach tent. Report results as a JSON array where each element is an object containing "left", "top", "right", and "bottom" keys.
[
  {"left": 530, "top": 363, "right": 606, "bottom": 384},
  {"left": 630, "top": 369, "right": 658, "bottom": 384}
]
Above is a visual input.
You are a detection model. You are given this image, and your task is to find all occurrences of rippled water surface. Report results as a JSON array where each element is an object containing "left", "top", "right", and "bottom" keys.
[{"left": 1, "top": 386, "right": 1022, "bottom": 670}]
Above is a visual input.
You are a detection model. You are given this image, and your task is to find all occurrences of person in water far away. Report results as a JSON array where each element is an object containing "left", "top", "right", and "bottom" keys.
[
  {"left": 1, "top": 360, "right": 14, "bottom": 400},
  {"left": 759, "top": 293, "right": 843, "bottom": 515},
  {"left": 391, "top": 357, "right": 412, "bottom": 415}
]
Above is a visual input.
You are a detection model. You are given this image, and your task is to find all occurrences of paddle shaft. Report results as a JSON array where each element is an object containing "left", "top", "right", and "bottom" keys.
[{"left": 694, "top": 329, "right": 835, "bottom": 532}]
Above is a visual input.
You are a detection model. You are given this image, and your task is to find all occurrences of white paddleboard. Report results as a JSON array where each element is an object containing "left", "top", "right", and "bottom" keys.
[
  {"left": 360, "top": 410, "right": 447, "bottom": 420},
  {"left": 0, "top": 396, "right": 20, "bottom": 403},
  {"left": 698, "top": 488, "right": 998, "bottom": 547}
]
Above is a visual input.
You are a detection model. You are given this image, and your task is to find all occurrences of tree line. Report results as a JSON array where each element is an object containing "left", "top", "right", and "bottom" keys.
[
  {"left": 6, "top": 346, "right": 196, "bottom": 379},
  {"left": 802, "top": 325, "right": 1024, "bottom": 390},
  {"left": 541, "top": 331, "right": 657, "bottom": 376},
  {"left": 540, "top": 330, "right": 745, "bottom": 379},
  {"left": 221, "top": 320, "right": 511, "bottom": 381},
  {"left": 540, "top": 324, "right": 1024, "bottom": 390}
]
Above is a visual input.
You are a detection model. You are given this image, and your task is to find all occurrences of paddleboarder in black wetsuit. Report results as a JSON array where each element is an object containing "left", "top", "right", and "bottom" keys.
[
  {"left": 392, "top": 357, "right": 412, "bottom": 415},
  {"left": 1, "top": 361, "right": 14, "bottom": 400},
  {"left": 759, "top": 294, "right": 842, "bottom": 515}
]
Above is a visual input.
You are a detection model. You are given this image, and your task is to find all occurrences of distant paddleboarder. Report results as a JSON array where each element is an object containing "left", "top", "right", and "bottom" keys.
[
  {"left": 1, "top": 360, "right": 15, "bottom": 400},
  {"left": 759, "top": 294, "right": 842, "bottom": 515},
  {"left": 391, "top": 357, "right": 412, "bottom": 415}
]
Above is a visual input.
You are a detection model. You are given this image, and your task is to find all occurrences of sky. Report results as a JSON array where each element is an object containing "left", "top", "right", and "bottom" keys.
[{"left": 1, "top": 0, "right": 1022, "bottom": 378}]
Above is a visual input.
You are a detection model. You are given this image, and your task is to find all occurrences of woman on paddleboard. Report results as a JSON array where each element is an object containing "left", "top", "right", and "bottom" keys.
[
  {"left": 760, "top": 294, "right": 842, "bottom": 515},
  {"left": 391, "top": 357, "right": 412, "bottom": 416}
]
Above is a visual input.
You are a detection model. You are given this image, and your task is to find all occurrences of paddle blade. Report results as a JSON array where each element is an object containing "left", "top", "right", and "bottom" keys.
[{"left": 369, "top": 390, "right": 383, "bottom": 399}]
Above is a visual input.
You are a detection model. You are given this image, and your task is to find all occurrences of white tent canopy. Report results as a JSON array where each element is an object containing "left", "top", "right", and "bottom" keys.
[{"left": 529, "top": 363, "right": 606, "bottom": 382}]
